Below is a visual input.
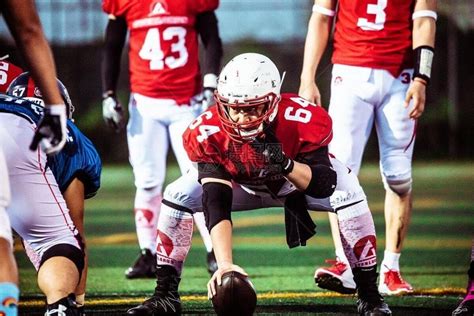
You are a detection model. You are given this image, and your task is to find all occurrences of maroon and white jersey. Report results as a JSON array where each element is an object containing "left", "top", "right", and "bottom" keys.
[
  {"left": 0, "top": 60, "right": 23, "bottom": 93},
  {"left": 183, "top": 93, "right": 332, "bottom": 192},
  {"left": 332, "top": 0, "right": 414, "bottom": 77},
  {"left": 102, "top": 0, "right": 219, "bottom": 104}
]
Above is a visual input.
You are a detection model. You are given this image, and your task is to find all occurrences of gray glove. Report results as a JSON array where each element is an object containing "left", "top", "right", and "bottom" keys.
[{"left": 102, "top": 92, "right": 125, "bottom": 132}]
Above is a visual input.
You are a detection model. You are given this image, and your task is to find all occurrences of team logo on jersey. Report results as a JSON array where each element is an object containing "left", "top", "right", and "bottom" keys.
[
  {"left": 149, "top": 0, "right": 169, "bottom": 16},
  {"left": 34, "top": 86, "right": 42, "bottom": 97},
  {"left": 353, "top": 235, "right": 377, "bottom": 264},
  {"left": 334, "top": 76, "right": 343, "bottom": 86}
]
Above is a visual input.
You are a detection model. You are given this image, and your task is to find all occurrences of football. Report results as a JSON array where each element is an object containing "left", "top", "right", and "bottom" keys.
[{"left": 211, "top": 271, "right": 257, "bottom": 316}]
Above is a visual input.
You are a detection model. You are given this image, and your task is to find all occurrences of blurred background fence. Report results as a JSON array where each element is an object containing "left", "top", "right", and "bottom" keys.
[{"left": 0, "top": 0, "right": 472, "bottom": 163}]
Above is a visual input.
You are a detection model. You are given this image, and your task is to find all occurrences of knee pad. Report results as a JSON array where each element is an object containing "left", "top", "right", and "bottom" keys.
[
  {"left": 383, "top": 176, "right": 412, "bottom": 196},
  {"left": 136, "top": 185, "right": 162, "bottom": 203},
  {"left": 39, "top": 244, "right": 85, "bottom": 277}
]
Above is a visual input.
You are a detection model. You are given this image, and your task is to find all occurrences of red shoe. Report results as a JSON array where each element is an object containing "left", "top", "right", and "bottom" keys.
[
  {"left": 314, "top": 259, "right": 356, "bottom": 294},
  {"left": 378, "top": 269, "right": 413, "bottom": 295}
]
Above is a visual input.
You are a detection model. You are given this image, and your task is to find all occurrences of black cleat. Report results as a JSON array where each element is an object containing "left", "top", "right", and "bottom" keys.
[
  {"left": 452, "top": 299, "right": 474, "bottom": 316},
  {"left": 354, "top": 267, "right": 392, "bottom": 316},
  {"left": 125, "top": 248, "right": 157, "bottom": 279},
  {"left": 207, "top": 250, "right": 218, "bottom": 275},
  {"left": 45, "top": 294, "right": 80, "bottom": 316},
  {"left": 127, "top": 266, "right": 182, "bottom": 316}
]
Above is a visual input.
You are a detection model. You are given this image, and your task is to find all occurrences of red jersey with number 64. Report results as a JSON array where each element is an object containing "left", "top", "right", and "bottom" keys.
[
  {"left": 0, "top": 60, "right": 23, "bottom": 93},
  {"left": 183, "top": 93, "right": 333, "bottom": 186},
  {"left": 102, "top": 0, "right": 219, "bottom": 104},
  {"left": 332, "top": 0, "right": 415, "bottom": 77}
]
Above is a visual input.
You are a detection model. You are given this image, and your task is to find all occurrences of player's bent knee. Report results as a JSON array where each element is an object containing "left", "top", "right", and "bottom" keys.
[
  {"left": 384, "top": 177, "right": 412, "bottom": 196},
  {"left": 39, "top": 244, "right": 85, "bottom": 277}
]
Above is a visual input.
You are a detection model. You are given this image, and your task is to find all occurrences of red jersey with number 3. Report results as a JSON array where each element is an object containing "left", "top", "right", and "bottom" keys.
[
  {"left": 183, "top": 93, "right": 333, "bottom": 185},
  {"left": 332, "top": 0, "right": 415, "bottom": 77},
  {"left": 102, "top": 0, "right": 219, "bottom": 104},
  {"left": 0, "top": 60, "right": 23, "bottom": 93}
]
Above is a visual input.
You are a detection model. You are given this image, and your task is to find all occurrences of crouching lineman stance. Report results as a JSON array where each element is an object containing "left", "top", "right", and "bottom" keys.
[
  {"left": 5, "top": 71, "right": 102, "bottom": 315},
  {"left": 0, "top": 76, "right": 93, "bottom": 315},
  {"left": 127, "top": 53, "right": 392, "bottom": 316}
]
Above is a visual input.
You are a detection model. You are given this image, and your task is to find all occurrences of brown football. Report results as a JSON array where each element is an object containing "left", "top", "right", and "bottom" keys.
[{"left": 211, "top": 271, "right": 257, "bottom": 316}]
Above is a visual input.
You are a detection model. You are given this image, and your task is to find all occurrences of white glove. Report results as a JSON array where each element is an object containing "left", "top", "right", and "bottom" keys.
[
  {"left": 102, "top": 94, "right": 125, "bottom": 132},
  {"left": 30, "top": 104, "right": 67, "bottom": 155}
]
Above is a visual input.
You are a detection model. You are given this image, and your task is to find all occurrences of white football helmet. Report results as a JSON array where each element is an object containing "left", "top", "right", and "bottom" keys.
[{"left": 215, "top": 53, "right": 284, "bottom": 141}]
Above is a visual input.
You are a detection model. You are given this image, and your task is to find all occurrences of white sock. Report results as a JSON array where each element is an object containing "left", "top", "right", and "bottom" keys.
[
  {"left": 335, "top": 247, "right": 349, "bottom": 265},
  {"left": 381, "top": 250, "right": 401, "bottom": 271}
]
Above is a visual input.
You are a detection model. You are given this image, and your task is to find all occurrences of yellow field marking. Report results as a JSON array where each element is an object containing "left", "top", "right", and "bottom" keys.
[{"left": 19, "top": 288, "right": 465, "bottom": 308}]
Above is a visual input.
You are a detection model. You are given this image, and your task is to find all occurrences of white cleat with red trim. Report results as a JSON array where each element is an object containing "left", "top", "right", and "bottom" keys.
[
  {"left": 314, "top": 259, "right": 357, "bottom": 294},
  {"left": 378, "top": 269, "right": 413, "bottom": 295}
]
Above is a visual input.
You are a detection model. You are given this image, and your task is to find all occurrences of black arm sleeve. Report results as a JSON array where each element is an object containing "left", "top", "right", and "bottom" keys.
[
  {"left": 196, "top": 11, "right": 223, "bottom": 78},
  {"left": 202, "top": 182, "right": 233, "bottom": 231},
  {"left": 101, "top": 17, "right": 127, "bottom": 93}
]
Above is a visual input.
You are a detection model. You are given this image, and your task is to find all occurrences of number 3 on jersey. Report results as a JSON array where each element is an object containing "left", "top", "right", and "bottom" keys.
[
  {"left": 357, "top": 0, "right": 387, "bottom": 31},
  {"left": 189, "top": 111, "right": 220, "bottom": 143},
  {"left": 139, "top": 27, "right": 188, "bottom": 70}
]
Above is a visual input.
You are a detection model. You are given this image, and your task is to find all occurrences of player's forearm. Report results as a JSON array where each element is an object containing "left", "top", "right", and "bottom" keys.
[
  {"left": 197, "top": 11, "right": 223, "bottom": 77},
  {"left": 210, "top": 220, "right": 233, "bottom": 267},
  {"left": 412, "top": 17, "right": 436, "bottom": 49},
  {"left": 101, "top": 17, "right": 127, "bottom": 93},
  {"left": 3, "top": 0, "right": 63, "bottom": 107},
  {"left": 286, "top": 161, "right": 312, "bottom": 191},
  {"left": 300, "top": 10, "right": 332, "bottom": 84},
  {"left": 413, "top": 0, "right": 437, "bottom": 48}
]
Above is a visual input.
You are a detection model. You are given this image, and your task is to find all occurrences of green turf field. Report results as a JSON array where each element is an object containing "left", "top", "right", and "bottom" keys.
[{"left": 17, "top": 162, "right": 473, "bottom": 315}]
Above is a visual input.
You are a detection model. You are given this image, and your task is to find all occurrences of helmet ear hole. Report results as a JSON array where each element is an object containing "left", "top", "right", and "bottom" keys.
[{"left": 6, "top": 71, "right": 75, "bottom": 119}]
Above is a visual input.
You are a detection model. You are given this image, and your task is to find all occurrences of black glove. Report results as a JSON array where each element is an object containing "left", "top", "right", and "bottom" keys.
[
  {"left": 30, "top": 104, "right": 67, "bottom": 155},
  {"left": 102, "top": 91, "right": 125, "bottom": 132},
  {"left": 254, "top": 126, "right": 294, "bottom": 175}
]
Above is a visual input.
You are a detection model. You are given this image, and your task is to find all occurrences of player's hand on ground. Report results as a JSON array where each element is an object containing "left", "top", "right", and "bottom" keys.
[
  {"left": 298, "top": 81, "right": 321, "bottom": 106},
  {"left": 30, "top": 104, "right": 67, "bottom": 155},
  {"left": 207, "top": 263, "right": 248, "bottom": 299},
  {"left": 102, "top": 93, "right": 125, "bottom": 132},
  {"left": 404, "top": 79, "right": 426, "bottom": 119}
]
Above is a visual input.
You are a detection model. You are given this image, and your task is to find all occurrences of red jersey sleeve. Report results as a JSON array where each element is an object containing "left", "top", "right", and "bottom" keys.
[
  {"left": 102, "top": 0, "right": 133, "bottom": 16},
  {"left": 275, "top": 94, "right": 333, "bottom": 156},
  {"left": 183, "top": 109, "right": 225, "bottom": 165},
  {"left": 0, "top": 61, "right": 23, "bottom": 93}
]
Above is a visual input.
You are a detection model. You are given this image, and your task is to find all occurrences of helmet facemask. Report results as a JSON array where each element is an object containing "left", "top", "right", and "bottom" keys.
[
  {"left": 215, "top": 53, "right": 284, "bottom": 142},
  {"left": 216, "top": 91, "right": 280, "bottom": 142}
]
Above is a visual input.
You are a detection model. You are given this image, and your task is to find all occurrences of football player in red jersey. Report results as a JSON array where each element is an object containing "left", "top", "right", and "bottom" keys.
[
  {"left": 101, "top": 0, "right": 223, "bottom": 278},
  {"left": 299, "top": 0, "right": 437, "bottom": 295},
  {"left": 126, "top": 53, "right": 391, "bottom": 316}
]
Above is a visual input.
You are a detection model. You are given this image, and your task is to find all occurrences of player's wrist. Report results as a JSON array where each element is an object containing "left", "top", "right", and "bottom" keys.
[
  {"left": 413, "top": 77, "right": 427, "bottom": 86},
  {"left": 102, "top": 90, "right": 116, "bottom": 99}
]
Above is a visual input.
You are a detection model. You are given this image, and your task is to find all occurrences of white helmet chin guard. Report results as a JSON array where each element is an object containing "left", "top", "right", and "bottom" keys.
[{"left": 215, "top": 53, "right": 285, "bottom": 142}]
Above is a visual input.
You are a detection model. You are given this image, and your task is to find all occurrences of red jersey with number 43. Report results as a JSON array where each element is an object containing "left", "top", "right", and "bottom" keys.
[
  {"left": 102, "top": 0, "right": 219, "bottom": 104},
  {"left": 0, "top": 60, "right": 23, "bottom": 93},
  {"left": 332, "top": 0, "right": 415, "bottom": 77},
  {"left": 183, "top": 93, "right": 333, "bottom": 186}
]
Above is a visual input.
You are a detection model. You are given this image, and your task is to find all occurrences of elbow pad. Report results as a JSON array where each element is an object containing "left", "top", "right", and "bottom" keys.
[
  {"left": 304, "top": 165, "right": 337, "bottom": 198},
  {"left": 202, "top": 182, "right": 233, "bottom": 231}
]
